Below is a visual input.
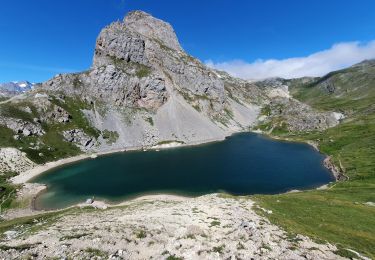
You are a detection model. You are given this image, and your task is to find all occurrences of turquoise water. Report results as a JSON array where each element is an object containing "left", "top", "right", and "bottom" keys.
[{"left": 32, "top": 133, "right": 334, "bottom": 209}]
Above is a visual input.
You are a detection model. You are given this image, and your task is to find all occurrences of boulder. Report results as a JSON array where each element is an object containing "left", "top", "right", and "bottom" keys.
[{"left": 63, "top": 129, "right": 96, "bottom": 151}]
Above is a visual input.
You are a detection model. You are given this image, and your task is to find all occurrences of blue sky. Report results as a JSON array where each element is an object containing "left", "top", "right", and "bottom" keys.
[{"left": 1, "top": 0, "right": 375, "bottom": 82}]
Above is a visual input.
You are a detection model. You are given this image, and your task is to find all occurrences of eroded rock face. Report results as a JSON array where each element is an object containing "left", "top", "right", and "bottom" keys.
[
  {"left": 63, "top": 129, "right": 96, "bottom": 150},
  {"left": 124, "top": 11, "right": 182, "bottom": 52},
  {"left": 45, "top": 106, "right": 71, "bottom": 123},
  {"left": 43, "top": 10, "right": 226, "bottom": 113},
  {"left": 34, "top": 10, "right": 339, "bottom": 151},
  {"left": 93, "top": 22, "right": 148, "bottom": 67},
  {"left": 0, "top": 117, "right": 44, "bottom": 137},
  {"left": 93, "top": 10, "right": 182, "bottom": 67},
  {"left": 272, "top": 97, "right": 339, "bottom": 131},
  {"left": 44, "top": 66, "right": 168, "bottom": 110},
  {"left": 87, "top": 65, "right": 167, "bottom": 109},
  {"left": 0, "top": 148, "right": 36, "bottom": 174}
]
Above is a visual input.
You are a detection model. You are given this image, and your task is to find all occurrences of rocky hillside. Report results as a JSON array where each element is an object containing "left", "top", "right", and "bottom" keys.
[
  {"left": 253, "top": 60, "right": 375, "bottom": 258},
  {"left": 0, "top": 194, "right": 346, "bottom": 260},
  {"left": 0, "top": 11, "right": 339, "bottom": 166},
  {"left": 287, "top": 59, "right": 375, "bottom": 115},
  {"left": 42, "top": 10, "right": 263, "bottom": 150}
]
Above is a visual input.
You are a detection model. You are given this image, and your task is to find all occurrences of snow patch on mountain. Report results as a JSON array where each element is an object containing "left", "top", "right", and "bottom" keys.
[{"left": 0, "top": 81, "right": 34, "bottom": 97}]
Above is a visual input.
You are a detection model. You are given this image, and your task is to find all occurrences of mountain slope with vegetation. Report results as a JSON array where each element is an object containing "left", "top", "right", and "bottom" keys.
[
  {"left": 0, "top": 11, "right": 337, "bottom": 171},
  {"left": 254, "top": 60, "right": 375, "bottom": 258},
  {"left": 0, "top": 10, "right": 373, "bottom": 259}
]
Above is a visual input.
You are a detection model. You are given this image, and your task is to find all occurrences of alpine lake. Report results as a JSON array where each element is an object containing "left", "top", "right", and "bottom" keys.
[{"left": 31, "top": 133, "right": 334, "bottom": 209}]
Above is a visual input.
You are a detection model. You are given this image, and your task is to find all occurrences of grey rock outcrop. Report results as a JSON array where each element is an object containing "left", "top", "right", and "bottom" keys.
[
  {"left": 93, "top": 10, "right": 182, "bottom": 67},
  {"left": 266, "top": 97, "right": 339, "bottom": 132},
  {"left": 63, "top": 129, "right": 96, "bottom": 150},
  {"left": 93, "top": 22, "right": 148, "bottom": 67},
  {"left": 0, "top": 117, "right": 44, "bottom": 136},
  {"left": 42, "top": 105, "right": 71, "bottom": 123},
  {"left": 124, "top": 11, "right": 182, "bottom": 52},
  {"left": 0, "top": 148, "right": 36, "bottom": 174},
  {"left": 45, "top": 65, "right": 168, "bottom": 110},
  {"left": 0, "top": 194, "right": 346, "bottom": 260},
  {"left": 254, "top": 78, "right": 340, "bottom": 132}
]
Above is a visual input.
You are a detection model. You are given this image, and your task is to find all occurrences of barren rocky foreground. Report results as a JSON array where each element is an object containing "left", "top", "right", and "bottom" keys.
[{"left": 0, "top": 194, "right": 345, "bottom": 259}]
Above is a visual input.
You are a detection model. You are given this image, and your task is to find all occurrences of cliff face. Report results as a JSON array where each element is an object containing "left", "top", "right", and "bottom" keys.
[
  {"left": 44, "top": 11, "right": 227, "bottom": 111},
  {"left": 91, "top": 10, "right": 226, "bottom": 112},
  {"left": 0, "top": 11, "right": 339, "bottom": 159},
  {"left": 40, "top": 11, "right": 260, "bottom": 151}
]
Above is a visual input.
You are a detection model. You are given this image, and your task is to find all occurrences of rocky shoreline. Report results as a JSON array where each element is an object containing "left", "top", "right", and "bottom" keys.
[
  {"left": 11, "top": 135, "right": 227, "bottom": 185},
  {"left": 4, "top": 129, "right": 343, "bottom": 218},
  {"left": 1, "top": 134, "right": 228, "bottom": 219},
  {"left": 252, "top": 130, "right": 344, "bottom": 182},
  {"left": 0, "top": 131, "right": 348, "bottom": 259},
  {"left": 323, "top": 156, "right": 349, "bottom": 181}
]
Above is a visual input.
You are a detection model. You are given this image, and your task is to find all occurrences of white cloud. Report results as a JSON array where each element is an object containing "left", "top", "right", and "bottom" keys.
[{"left": 206, "top": 41, "right": 375, "bottom": 80}]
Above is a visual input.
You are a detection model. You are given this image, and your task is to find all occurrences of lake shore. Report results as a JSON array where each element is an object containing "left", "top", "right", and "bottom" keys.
[
  {"left": 12, "top": 129, "right": 339, "bottom": 185},
  {"left": 253, "top": 130, "right": 342, "bottom": 181},
  {"left": 11, "top": 136, "right": 226, "bottom": 185},
  {"left": 5, "top": 134, "right": 229, "bottom": 218},
  {"left": 7, "top": 130, "right": 340, "bottom": 216}
]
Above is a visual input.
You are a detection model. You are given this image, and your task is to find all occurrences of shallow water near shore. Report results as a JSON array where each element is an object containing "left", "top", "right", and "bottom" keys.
[{"left": 32, "top": 133, "right": 334, "bottom": 209}]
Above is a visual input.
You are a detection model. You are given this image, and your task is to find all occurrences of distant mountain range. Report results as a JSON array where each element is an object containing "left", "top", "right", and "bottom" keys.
[{"left": 0, "top": 81, "right": 34, "bottom": 97}]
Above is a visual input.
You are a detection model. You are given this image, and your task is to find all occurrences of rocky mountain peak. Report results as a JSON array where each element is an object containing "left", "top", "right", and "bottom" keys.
[
  {"left": 1, "top": 10, "right": 344, "bottom": 160},
  {"left": 89, "top": 10, "right": 226, "bottom": 112},
  {"left": 0, "top": 81, "right": 34, "bottom": 97},
  {"left": 124, "top": 10, "right": 182, "bottom": 52},
  {"left": 93, "top": 10, "right": 183, "bottom": 68}
]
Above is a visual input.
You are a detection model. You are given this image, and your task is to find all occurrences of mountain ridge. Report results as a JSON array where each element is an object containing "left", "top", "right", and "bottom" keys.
[
  {"left": 0, "top": 81, "right": 34, "bottom": 98},
  {"left": 0, "top": 11, "right": 340, "bottom": 161},
  {"left": 0, "top": 10, "right": 374, "bottom": 259}
]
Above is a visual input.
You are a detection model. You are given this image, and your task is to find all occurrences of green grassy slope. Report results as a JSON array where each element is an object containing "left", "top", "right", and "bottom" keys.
[
  {"left": 0, "top": 95, "right": 99, "bottom": 164},
  {"left": 0, "top": 95, "right": 100, "bottom": 212},
  {"left": 289, "top": 59, "right": 375, "bottom": 116},
  {"left": 254, "top": 60, "right": 375, "bottom": 258}
]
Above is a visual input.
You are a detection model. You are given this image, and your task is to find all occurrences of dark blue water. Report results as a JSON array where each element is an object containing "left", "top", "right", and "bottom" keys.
[{"left": 32, "top": 133, "right": 334, "bottom": 209}]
